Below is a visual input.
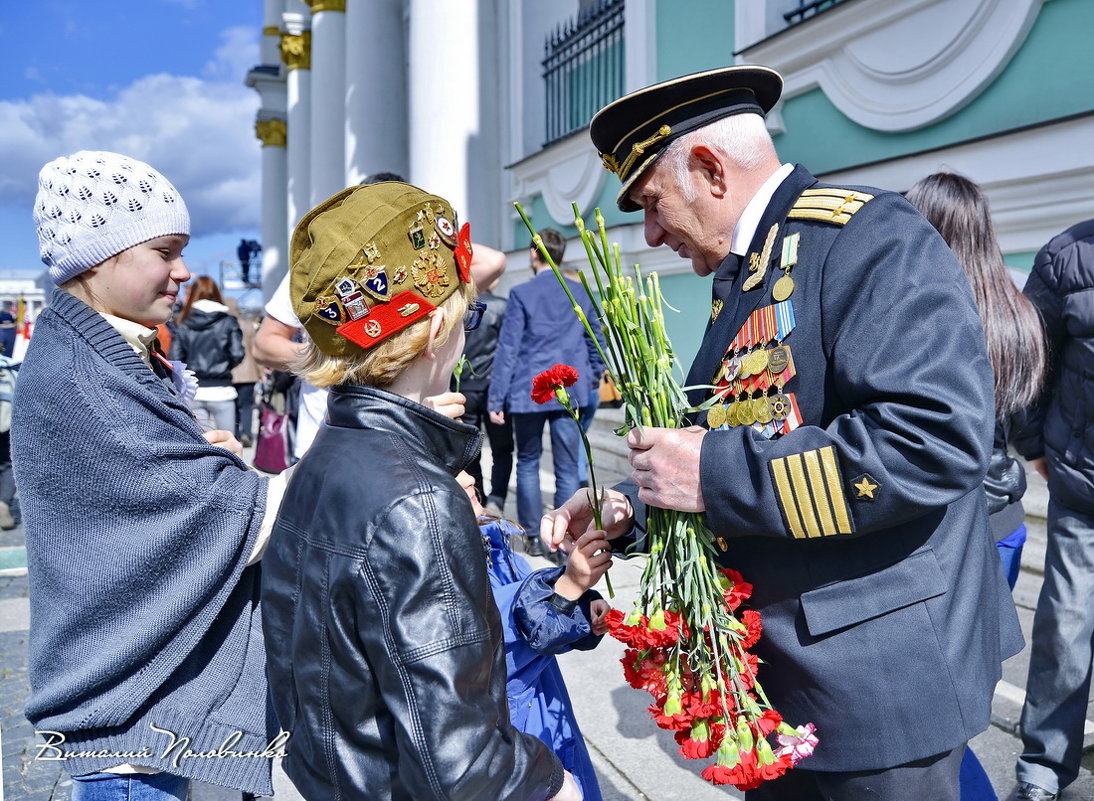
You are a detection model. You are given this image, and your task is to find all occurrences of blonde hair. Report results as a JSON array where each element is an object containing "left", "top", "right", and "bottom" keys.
[{"left": 294, "top": 282, "right": 474, "bottom": 388}]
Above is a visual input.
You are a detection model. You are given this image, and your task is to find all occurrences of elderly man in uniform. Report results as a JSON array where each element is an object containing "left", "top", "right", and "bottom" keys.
[{"left": 543, "top": 66, "right": 1023, "bottom": 800}]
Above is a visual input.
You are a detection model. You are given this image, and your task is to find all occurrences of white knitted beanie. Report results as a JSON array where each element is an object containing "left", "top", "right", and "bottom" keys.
[{"left": 34, "top": 150, "right": 191, "bottom": 285}]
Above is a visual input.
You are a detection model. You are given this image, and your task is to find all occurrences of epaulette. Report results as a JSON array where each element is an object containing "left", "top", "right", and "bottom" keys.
[{"left": 787, "top": 188, "right": 874, "bottom": 226}]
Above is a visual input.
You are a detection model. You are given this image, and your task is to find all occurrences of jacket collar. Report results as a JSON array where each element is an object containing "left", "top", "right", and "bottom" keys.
[{"left": 326, "top": 384, "right": 482, "bottom": 475}]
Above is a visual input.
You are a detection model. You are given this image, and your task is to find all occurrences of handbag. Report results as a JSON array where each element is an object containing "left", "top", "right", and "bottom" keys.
[
  {"left": 253, "top": 370, "right": 297, "bottom": 474},
  {"left": 253, "top": 405, "right": 292, "bottom": 474},
  {"left": 598, "top": 370, "right": 622, "bottom": 408}
]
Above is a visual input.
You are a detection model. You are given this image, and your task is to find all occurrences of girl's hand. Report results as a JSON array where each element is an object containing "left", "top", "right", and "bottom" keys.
[
  {"left": 204, "top": 429, "right": 242, "bottom": 456},
  {"left": 553, "top": 529, "right": 612, "bottom": 600},
  {"left": 423, "top": 391, "right": 465, "bottom": 420},
  {"left": 589, "top": 598, "right": 610, "bottom": 636}
]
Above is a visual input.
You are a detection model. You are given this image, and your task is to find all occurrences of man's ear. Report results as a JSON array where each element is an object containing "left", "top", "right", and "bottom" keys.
[
  {"left": 691, "top": 144, "right": 728, "bottom": 199},
  {"left": 422, "top": 308, "right": 447, "bottom": 360}
]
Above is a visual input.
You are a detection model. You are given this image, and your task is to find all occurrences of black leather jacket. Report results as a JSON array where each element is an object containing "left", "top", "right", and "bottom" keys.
[
  {"left": 170, "top": 306, "right": 244, "bottom": 387},
  {"left": 984, "top": 418, "right": 1026, "bottom": 541},
  {"left": 261, "top": 385, "right": 563, "bottom": 801}
]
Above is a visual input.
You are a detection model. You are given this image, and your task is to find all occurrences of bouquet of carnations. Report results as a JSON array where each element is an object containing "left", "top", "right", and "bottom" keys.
[{"left": 515, "top": 203, "right": 817, "bottom": 789}]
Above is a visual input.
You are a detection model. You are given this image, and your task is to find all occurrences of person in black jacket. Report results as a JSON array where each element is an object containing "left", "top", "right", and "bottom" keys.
[
  {"left": 907, "top": 172, "right": 1048, "bottom": 801},
  {"left": 452, "top": 276, "right": 513, "bottom": 511},
  {"left": 170, "top": 275, "right": 245, "bottom": 432},
  {"left": 261, "top": 181, "right": 580, "bottom": 801},
  {"left": 1008, "top": 217, "right": 1094, "bottom": 801}
]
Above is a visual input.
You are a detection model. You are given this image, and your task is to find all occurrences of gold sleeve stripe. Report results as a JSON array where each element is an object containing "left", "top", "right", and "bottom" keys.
[
  {"left": 803, "top": 449, "right": 837, "bottom": 535},
  {"left": 786, "top": 453, "right": 822, "bottom": 538},
  {"left": 770, "top": 446, "right": 853, "bottom": 538},
  {"left": 820, "top": 446, "right": 853, "bottom": 534},
  {"left": 771, "top": 458, "right": 807, "bottom": 539}
]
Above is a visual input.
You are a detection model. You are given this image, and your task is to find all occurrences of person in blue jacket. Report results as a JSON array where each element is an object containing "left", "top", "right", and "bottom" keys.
[{"left": 480, "top": 515, "right": 612, "bottom": 801}]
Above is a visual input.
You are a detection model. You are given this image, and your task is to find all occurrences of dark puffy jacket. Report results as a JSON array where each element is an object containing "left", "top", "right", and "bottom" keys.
[
  {"left": 170, "top": 303, "right": 244, "bottom": 387},
  {"left": 456, "top": 289, "right": 507, "bottom": 392},
  {"left": 261, "top": 386, "right": 564, "bottom": 801},
  {"left": 1013, "top": 218, "right": 1094, "bottom": 514}
]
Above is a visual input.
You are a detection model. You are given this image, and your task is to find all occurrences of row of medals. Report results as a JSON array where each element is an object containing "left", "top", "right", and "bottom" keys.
[{"left": 708, "top": 342, "right": 794, "bottom": 429}]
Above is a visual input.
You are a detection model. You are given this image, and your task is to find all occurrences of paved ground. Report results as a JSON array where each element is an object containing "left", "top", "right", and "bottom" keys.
[{"left": 3, "top": 440, "right": 1093, "bottom": 800}]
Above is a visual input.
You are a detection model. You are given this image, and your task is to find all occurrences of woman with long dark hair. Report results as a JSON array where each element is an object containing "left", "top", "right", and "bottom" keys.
[
  {"left": 908, "top": 171, "right": 1048, "bottom": 801},
  {"left": 171, "top": 274, "right": 245, "bottom": 432}
]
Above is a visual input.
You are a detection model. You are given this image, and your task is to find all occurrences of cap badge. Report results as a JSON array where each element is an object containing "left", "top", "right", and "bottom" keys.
[
  {"left": 435, "top": 215, "right": 457, "bottom": 246},
  {"left": 314, "top": 296, "right": 345, "bottom": 325},
  {"left": 334, "top": 277, "right": 358, "bottom": 298},
  {"left": 361, "top": 267, "right": 390, "bottom": 301},
  {"left": 408, "top": 224, "right": 426, "bottom": 250},
  {"left": 611, "top": 124, "right": 672, "bottom": 181},
  {"left": 412, "top": 251, "right": 451, "bottom": 298}
]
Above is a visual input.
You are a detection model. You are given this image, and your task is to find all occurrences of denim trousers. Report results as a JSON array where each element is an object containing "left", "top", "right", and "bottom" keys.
[
  {"left": 1017, "top": 499, "right": 1094, "bottom": 794},
  {"left": 70, "top": 771, "right": 188, "bottom": 801},
  {"left": 512, "top": 409, "right": 580, "bottom": 537},
  {"left": 191, "top": 398, "right": 237, "bottom": 434}
]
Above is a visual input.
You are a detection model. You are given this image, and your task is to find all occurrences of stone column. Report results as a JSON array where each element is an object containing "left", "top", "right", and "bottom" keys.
[
  {"left": 281, "top": 4, "right": 312, "bottom": 228},
  {"left": 344, "top": 0, "right": 407, "bottom": 185},
  {"left": 306, "top": 0, "right": 347, "bottom": 205},
  {"left": 408, "top": 0, "right": 499, "bottom": 243},
  {"left": 254, "top": 120, "right": 289, "bottom": 301}
]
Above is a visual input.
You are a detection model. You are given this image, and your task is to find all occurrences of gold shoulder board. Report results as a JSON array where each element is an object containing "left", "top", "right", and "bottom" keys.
[{"left": 788, "top": 188, "right": 875, "bottom": 226}]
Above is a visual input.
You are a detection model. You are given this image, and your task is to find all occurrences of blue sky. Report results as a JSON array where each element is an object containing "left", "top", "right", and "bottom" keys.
[{"left": 0, "top": 0, "right": 266, "bottom": 280}]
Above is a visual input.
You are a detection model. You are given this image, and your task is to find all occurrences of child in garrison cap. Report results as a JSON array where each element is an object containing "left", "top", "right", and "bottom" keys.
[
  {"left": 260, "top": 181, "right": 583, "bottom": 801},
  {"left": 17, "top": 151, "right": 287, "bottom": 800}
]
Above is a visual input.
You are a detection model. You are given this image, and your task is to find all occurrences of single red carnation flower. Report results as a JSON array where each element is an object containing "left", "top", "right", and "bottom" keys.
[
  {"left": 741, "top": 609, "right": 763, "bottom": 649},
  {"left": 531, "top": 364, "right": 580, "bottom": 404}
]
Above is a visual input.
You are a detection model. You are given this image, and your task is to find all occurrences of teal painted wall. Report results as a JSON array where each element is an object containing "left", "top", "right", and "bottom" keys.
[
  {"left": 773, "top": 0, "right": 1094, "bottom": 175},
  {"left": 655, "top": 0, "right": 735, "bottom": 81}
]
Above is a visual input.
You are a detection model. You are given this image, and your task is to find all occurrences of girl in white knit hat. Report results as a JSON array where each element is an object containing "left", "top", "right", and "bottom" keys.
[{"left": 15, "top": 151, "right": 286, "bottom": 801}]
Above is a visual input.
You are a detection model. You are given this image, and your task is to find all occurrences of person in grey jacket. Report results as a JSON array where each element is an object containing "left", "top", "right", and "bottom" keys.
[
  {"left": 1012, "top": 217, "right": 1094, "bottom": 801},
  {"left": 17, "top": 151, "right": 287, "bottom": 801}
]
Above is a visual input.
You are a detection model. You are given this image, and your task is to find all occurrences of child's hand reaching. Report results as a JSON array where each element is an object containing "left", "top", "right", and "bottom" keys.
[
  {"left": 589, "top": 598, "right": 610, "bottom": 636},
  {"left": 553, "top": 528, "right": 612, "bottom": 601}
]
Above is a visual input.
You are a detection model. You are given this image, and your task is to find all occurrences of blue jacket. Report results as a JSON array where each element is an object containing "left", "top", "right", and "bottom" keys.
[
  {"left": 488, "top": 270, "right": 605, "bottom": 414},
  {"left": 481, "top": 518, "right": 603, "bottom": 801}
]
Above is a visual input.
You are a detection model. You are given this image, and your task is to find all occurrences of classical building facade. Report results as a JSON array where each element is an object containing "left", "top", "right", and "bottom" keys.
[{"left": 248, "top": 0, "right": 1094, "bottom": 367}]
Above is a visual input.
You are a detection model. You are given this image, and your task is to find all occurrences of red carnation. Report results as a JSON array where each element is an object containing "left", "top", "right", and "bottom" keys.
[
  {"left": 741, "top": 609, "right": 763, "bottom": 650},
  {"left": 531, "top": 364, "right": 580, "bottom": 405}
]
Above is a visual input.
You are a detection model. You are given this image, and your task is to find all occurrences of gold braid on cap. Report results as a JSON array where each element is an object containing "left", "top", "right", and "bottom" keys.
[{"left": 602, "top": 124, "right": 672, "bottom": 179}]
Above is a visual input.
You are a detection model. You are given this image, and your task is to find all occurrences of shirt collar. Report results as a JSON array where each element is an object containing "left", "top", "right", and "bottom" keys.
[
  {"left": 730, "top": 163, "right": 794, "bottom": 257},
  {"left": 98, "top": 312, "right": 158, "bottom": 369}
]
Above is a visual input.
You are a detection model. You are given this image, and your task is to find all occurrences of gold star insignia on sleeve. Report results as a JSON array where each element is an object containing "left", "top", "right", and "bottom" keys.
[{"left": 852, "top": 475, "right": 879, "bottom": 500}]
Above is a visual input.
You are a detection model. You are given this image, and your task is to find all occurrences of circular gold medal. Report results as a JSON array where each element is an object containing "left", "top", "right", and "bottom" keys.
[
  {"left": 727, "top": 400, "right": 742, "bottom": 427},
  {"left": 707, "top": 403, "right": 726, "bottom": 429},
  {"left": 768, "top": 345, "right": 790, "bottom": 374},
  {"left": 736, "top": 398, "right": 755, "bottom": 426},
  {"left": 741, "top": 352, "right": 760, "bottom": 377},
  {"left": 772, "top": 274, "right": 795, "bottom": 302},
  {"left": 754, "top": 396, "right": 773, "bottom": 424},
  {"left": 750, "top": 348, "right": 770, "bottom": 375}
]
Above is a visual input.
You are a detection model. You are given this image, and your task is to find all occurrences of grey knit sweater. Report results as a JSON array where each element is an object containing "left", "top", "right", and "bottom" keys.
[{"left": 11, "top": 290, "right": 273, "bottom": 794}]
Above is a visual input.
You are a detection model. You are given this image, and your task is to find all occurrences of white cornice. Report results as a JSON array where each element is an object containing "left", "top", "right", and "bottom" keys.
[
  {"left": 510, "top": 133, "right": 608, "bottom": 226},
  {"left": 818, "top": 115, "right": 1094, "bottom": 255},
  {"left": 740, "top": 0, "right": 1044, "bottom": 132}
]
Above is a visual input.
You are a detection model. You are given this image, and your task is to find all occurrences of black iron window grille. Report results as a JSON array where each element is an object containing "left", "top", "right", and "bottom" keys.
[
  {"left": 783, "top": 0, "right": 851, "bottom": 26},
  {"left": 542, "top": 0, "right": 625, "bottom": 146}
]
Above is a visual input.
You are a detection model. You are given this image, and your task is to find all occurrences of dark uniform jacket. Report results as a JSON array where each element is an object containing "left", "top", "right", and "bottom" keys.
[
  {"left": 261, "top": 385, "right": 563, "bottom": 801},
  {"left": 1012, "top": 218, "right": 1094, "bottom": 515},
  {"left": 631, "top": 165, "right": 1023, "bottom": 773}
]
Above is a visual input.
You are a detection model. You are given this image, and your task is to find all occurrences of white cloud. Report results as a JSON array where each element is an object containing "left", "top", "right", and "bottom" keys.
[
  {"left": 202, "top": 26, "right": 261, "bottom": 84},
  {"left": 0, "top": 63, "right": 261, "bottom": 238}
]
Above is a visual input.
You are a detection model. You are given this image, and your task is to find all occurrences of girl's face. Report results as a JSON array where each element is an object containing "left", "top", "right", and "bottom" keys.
[{"left": 84, "top": 235, "right": 191, "bottom": 326}]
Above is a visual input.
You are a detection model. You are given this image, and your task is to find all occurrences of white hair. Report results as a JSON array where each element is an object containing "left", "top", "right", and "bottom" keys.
[{"left": 659, "top": 114, "right": 777, "bottom": 201}]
